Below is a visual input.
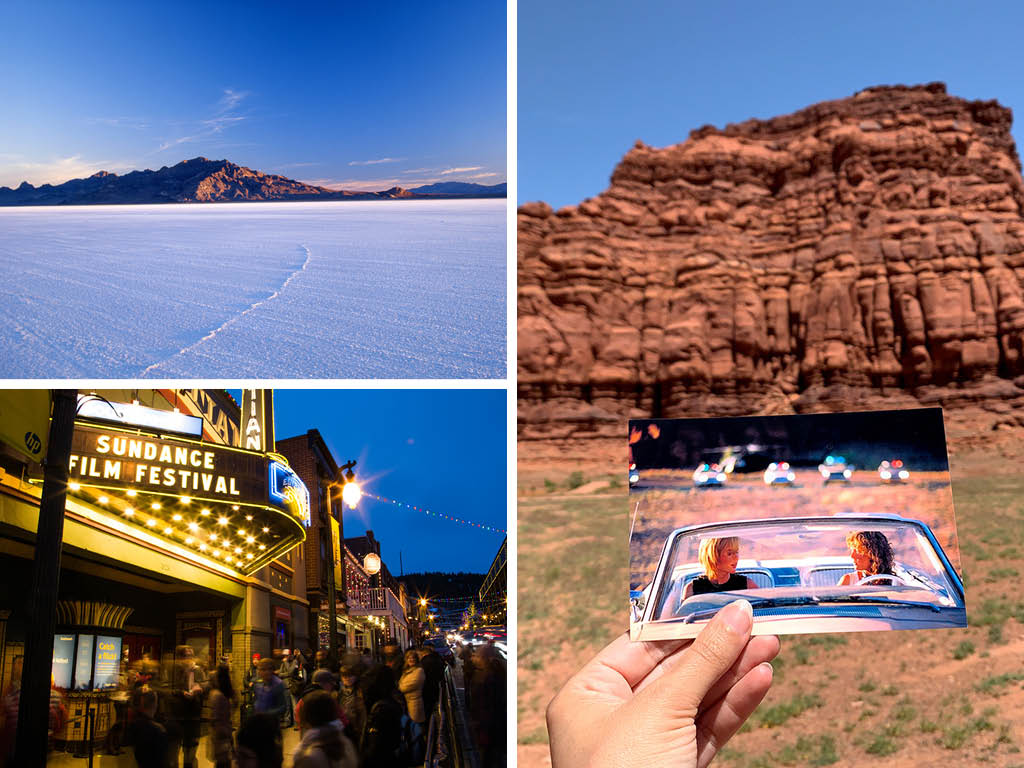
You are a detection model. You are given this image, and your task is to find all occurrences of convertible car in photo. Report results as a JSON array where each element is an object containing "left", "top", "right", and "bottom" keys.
[{"left": 629, "top": 514, "right": 965, "bottom": 641}]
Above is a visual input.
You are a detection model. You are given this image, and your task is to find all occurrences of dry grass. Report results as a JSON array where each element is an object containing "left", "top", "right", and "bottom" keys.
[{"left": 518, "top": 435, "right": 1024, "bottom": 768}]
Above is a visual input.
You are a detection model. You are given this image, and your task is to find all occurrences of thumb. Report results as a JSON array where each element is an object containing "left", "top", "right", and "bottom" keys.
[
  {"left": 644, "top": 598, "right": 754, "bottom": 719},
  {"left": 590, "top": 600, "right": 756, "bottom": 768}
]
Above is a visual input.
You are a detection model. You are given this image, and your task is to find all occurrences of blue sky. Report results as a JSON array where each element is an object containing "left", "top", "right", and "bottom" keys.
[
  {"left": 520, "top": 1, "right": 1024, "bottom": 208},
  {"left": 268, "top": 389, "right": 506, "bottom": 575},
  {"left": 0, "top": 0, "right": 505, "bottom": 191}
]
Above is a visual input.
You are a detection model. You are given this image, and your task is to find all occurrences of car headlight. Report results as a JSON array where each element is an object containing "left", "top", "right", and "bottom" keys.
[
  {"left": 843, "top": 469, "right": 852, "bottom": 479},
  {"left": 787, "top": 472, "right": 795, "bottom": 481},
  {"left": 881, "top": 470, "right": 891, "bottom": 480},
  {"left": 898, "top": 470, "right": 909, "bottom": 480}
]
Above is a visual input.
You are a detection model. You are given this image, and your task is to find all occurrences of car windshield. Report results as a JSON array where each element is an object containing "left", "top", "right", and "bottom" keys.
[{"left": 651, "top": 518, "right": 961, "bottom": 623}]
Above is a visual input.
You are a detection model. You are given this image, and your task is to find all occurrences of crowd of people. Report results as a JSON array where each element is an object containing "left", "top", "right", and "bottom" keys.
[{"left": 0, "top": 635, "right": 505, "bottom": 768}]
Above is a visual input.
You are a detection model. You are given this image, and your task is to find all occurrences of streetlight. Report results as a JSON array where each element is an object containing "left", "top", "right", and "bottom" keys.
[
  {"left": 326, "top": 459, "right": 359, "bottom": 663},
  {"left": 340, "top": 460, "right": 361, "bottom": 508}
]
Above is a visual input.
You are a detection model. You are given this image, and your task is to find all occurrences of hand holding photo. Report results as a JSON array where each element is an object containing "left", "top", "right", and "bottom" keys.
[{"left": 628, "top": 408, "right": 966, "bottom": 641}]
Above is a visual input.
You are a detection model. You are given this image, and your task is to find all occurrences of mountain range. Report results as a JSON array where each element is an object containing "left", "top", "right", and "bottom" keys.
[{"left": 0, "top": 157, "right": 506, "bottom": 205}]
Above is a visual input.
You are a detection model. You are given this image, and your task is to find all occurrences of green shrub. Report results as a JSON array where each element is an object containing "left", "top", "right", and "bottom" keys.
[{"left": 952, "top": 640, "right": 975, "bottom": 660}]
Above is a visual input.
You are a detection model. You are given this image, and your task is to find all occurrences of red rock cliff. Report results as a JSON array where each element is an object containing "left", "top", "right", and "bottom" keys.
[{"left": 518, "top": 83, "right": 1024, "bottom": 439}]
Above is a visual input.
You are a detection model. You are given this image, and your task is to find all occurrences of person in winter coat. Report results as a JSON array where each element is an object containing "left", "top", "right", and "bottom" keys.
[
  {"left": 397, "top": 650, "right": 426, "bottom": 726},
  {"left": 206, "top": 664, "right": 235, "bottom": 768},
  {"left": 126, "top": 688, "right": 168, "bottom": 768},
  {"left": 254, "top": 658, "right": 287, "bottom": 722},
  {"left": 361, "top": 666, "right": 403, "bottom": 768},
  {"left": 418, "top": 645, "right": 444, "bottom": 723},
  {"left": 338, "top": 665, "right": 366, "bottom": 747},
  {"left": 398, "top": 649, "right": 427, "bottom": 765},
  {"left": 235, "top": 712, "right": 283, "bottom": 768},
  {"left": 292, "top": 689, "right": 358, "bottom": 768}
]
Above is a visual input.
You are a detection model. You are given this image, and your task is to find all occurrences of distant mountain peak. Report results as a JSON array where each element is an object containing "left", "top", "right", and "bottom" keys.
[{"left": 0, "top": 158, "right": 507, "bottom": 205}]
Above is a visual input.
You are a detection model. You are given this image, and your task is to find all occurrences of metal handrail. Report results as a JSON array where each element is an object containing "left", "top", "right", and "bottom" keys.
[{"left": 423, "top": 662, "right": 473, "bottom": 768}]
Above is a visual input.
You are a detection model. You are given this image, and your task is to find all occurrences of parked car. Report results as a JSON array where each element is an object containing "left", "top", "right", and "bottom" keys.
[
  {"left": 878, "top": 459, "right": 910, "bottom": 483},
  {"left": 692, "top": 463, "right": 727, "bottom": 488},
  {"left": 818, "top": 455, "right": 853, "bottom": 484},
  {"left": 763, "top": 462, "right": 795, "bottom": 486},
  {"left": 629, "top": 514, "right": 965, "bottom": 641}
]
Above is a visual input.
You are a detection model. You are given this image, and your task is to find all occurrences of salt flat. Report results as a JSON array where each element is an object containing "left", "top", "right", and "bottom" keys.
[{"left": 0, "top": 199, "right": 506, "bottom": 378}]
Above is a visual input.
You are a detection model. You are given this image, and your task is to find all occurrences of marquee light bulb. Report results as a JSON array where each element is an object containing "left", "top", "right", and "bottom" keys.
[
  {"left": 126, "top": 489, "right": 137, "bottom": 497},
  {"left": 246, "top": 553, "right": 253, "bottom": 560},
  {"left": 188, "top": 522, "right": 199, "bottom": 532},
  {"left": 97, "top": 496, "right": 108, "bottom": 504},
  {"left": 218, "top": 516, "right": 229, "bottom": 526},
  {"left": 209, "top": 533, "right": 218, "bottom": 541},
  {"left": 180, "top": 496, "right": 191, "bottom": 504},
  {"left": 231, "top": 505, "right": 239, "bottom": 511},
  {"left": 185, "top": 537, "right": 194, "bottom": 545},
  {"left": 262, "top": 527, "right": 269, "bottom": 533},
  {"left": 245, "top": 514, "right": 253, "bottom": 521},
  {"left": 246, "top": 536, "right": 255, "bottom": 544},
  {"left": 199, "top": 543, "right": 207, "bottom": 551},
  {"left": 172, "top": 514, "right": 182, "bottom": 522},
  {"left": 163, "top": 527, "right": 172, "bottom": 535},
  {"left": 124, "top": 507, "right": 134, "bottom": 516},
  {"left": 146, "top": 519, "right": 156, "bottom": 527},
  {"left": 258, "top": 544, "right": 266, "bottom": 550},
  {"left": 200, "top": 509, "right": 210, "bottom": 516},
  {"left": 151, "top": 503, "right": 161, "bottom": 511},
  {"left": 69, "top": 482, "right": 81, "bottom": 491}
]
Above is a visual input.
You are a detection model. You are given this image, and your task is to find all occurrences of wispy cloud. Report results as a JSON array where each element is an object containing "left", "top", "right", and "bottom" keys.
[
  {"left": 348, "top": 157, "right": 404, "bottom": 166},
  {"left": 467, "top": 172, "right": 499, "bottom": 179},
  {"left": 219, "top": 89, "right": 248, "bottom": 112},
  {"left": 402, "top": 167, "right": 438, "bottom": 174},
  {"left": 302, "top": 177, "right": 404, "bottom": 192},
  {"left": 157, "top": 88, "right": 249, "bottom": 153},
  {"left": 440, "top": 166, "right": 483, "bottom": 175},
  {"left": 87, "top": 116, "right": 150, "bottom": 130},
  {"left": 0, "top": 155, "right": 134, "bottom": 188}
]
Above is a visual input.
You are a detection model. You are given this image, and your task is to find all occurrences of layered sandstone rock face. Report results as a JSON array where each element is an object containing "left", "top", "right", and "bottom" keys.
[{"left": 519, "top": 84, "right": 1024, "bottom": 439}]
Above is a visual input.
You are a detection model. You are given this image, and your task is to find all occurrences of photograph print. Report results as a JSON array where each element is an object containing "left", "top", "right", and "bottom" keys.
[{"left": 628, "top": 408, "right": 966, "bottom": 641}]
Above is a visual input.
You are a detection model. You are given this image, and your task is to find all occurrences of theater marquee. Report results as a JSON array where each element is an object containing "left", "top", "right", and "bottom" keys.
[{"left": 64, "top": 423, "right": 309, "bottom": 576}]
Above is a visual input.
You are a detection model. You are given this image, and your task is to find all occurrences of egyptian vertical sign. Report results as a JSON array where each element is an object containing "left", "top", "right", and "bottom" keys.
[{"left": 242, "top": 390, "right": 274, "bottom": 453}]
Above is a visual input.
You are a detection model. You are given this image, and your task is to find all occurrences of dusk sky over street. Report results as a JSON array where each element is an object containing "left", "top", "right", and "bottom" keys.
[
  {"left": 0, "top": 0, "right": 505, "bottom": 191},
  {"left": 268, "top": 389, "right": 507, "bottom": 576}
]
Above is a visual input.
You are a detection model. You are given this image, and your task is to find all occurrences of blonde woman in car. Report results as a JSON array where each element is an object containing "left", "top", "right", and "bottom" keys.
[{"left": 683, "top": 536, "right": 757, "bottom": 598}]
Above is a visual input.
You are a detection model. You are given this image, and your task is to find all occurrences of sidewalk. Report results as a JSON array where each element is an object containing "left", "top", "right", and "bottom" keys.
[{"left": 47, "top": 723, "right": 302, "bottom": 767}]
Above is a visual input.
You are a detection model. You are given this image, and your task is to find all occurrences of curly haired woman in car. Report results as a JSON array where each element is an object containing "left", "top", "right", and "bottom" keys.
[{"left": 838, "top": 530, "right": 895, "bottom": 586}]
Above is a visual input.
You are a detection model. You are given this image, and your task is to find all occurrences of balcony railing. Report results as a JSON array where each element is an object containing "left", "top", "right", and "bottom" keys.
[{"left": 348, "top": 586, "right": 406, "bottom": 615}]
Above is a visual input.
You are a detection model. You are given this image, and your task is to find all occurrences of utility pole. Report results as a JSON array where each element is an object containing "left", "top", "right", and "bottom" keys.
[{"left": 15, "top": 389, "right": 77, "bottom": 765}]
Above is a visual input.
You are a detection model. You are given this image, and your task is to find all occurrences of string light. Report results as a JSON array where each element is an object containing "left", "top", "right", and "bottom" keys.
[{"left": 368, "top": 494, "right": 506, "bottom": 534}]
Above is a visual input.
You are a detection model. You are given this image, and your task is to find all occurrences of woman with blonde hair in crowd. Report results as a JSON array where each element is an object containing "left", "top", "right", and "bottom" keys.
[{"left": 398, "top": 649, "right": 427, "bottom": 763}]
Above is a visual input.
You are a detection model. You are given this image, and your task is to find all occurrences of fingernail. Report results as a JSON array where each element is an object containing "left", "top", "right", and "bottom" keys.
[{"left": 721, "top": 599, "right": 752, "bottom": 634}]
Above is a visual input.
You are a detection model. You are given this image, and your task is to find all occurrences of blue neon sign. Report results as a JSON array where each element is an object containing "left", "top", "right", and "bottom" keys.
[{"left": 269, "top": 461, "right": 311, "bottom": 528}]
